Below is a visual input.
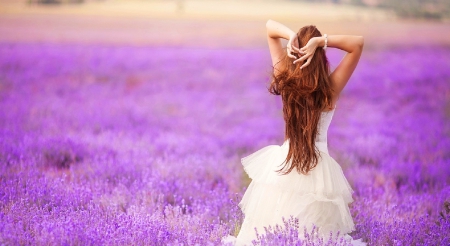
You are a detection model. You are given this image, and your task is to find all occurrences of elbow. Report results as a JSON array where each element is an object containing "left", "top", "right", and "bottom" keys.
[
  {"left": 266, "top": 19, "right": 275, "bottom": 36},
  {"left": 357, "top": 36, "right": 364, "bottom": 49},
  {"left": 266, "top": 19, "right": 273, "bottom": 29},
  {"left": 348, "top": 36, "right": 364, "bottom": 54}
]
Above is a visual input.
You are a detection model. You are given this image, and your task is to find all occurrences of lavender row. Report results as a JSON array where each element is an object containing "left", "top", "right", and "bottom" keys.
[{"left": 0, "top": 44, "right": 449, "bottom": 245}]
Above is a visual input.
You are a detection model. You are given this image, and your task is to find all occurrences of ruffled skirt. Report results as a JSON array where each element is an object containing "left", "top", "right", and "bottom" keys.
[{"left": 231, "top": 141, "right": 361, "bottom": 245}]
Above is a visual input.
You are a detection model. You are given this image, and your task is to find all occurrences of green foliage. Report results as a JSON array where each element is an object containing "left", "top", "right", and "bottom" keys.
[
  {"left": 290, "top": 0, "right": 449, "bottom": 20},
  {"left": 381, "top": 0, "right": 450, "bottom": 20}
]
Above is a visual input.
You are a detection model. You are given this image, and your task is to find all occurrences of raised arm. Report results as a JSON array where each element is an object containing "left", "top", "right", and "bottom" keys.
[
  {"left": 267, "top": 19, "right": 364, "bottom": 97},
  {"left": 325, "top": 35, "right": 364, "bottom": 95},
  {"left": 266, "top": 20, "right": 295, "bottom": 71},
  {"left": 294, "top": 35, "right": 364, "bottom": 96}
]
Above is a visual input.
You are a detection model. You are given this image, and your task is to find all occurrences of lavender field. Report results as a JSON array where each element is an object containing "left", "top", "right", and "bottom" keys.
[{"left": 0, "top": 43, "right": 449, "bottom": 245}]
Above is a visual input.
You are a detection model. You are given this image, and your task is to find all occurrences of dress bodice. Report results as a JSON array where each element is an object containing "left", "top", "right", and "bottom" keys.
[{"left": 315, "top": 108, "right": 335, "bottom": 154}]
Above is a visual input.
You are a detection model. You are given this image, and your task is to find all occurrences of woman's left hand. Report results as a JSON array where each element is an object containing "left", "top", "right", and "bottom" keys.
[{"left": 293, "top": 37, "right": 320, "bottom": 69}]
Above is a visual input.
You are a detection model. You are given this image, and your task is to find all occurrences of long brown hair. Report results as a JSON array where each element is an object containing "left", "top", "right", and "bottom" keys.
[{"left": 269, "top": 25, "right": 333, "bottom": 175}]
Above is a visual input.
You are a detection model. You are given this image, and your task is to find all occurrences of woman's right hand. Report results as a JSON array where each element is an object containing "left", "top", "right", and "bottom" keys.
[
  {"left": 286, "top": 34, "right": 297, "bottom": 59},
  {"left": 287, "top": 34, "right": 301, "bottom": 60}
]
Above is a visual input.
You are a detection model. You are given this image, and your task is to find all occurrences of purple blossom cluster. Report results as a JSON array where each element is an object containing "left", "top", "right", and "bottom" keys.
[{"left": 0, "top": 43, "right": 449, "bottom": 245}]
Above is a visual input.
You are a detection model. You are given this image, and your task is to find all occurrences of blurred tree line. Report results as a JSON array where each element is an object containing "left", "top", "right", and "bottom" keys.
[
  {"left": 382, "top": 0, "right": 450, "bottom": 20},
  {"left": 29, "top": 0, "right": 450, "bottom": 20},
  {"left": 300, "top": 0, "right": 450, "bottom": 20}
]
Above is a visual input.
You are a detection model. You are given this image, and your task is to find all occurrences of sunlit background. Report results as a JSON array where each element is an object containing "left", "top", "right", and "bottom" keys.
[
  {"left": 1, "top": 0, "right": 449, "bottom": 47},
  {"left": 1, "top": 0, "right": 449, "bottom": 245}
]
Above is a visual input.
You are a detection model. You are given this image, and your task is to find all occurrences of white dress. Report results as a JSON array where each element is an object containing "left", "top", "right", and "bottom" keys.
[{"left": 224, "top": 108, "right": 366, "bottom": 245}]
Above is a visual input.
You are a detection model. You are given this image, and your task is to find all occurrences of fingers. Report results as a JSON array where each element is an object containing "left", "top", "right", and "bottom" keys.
[
  {"left": 300, "top": 58, "right": 312, "bottom": 69},
  {"left": 292, "top": 46, "right": 304, "bottom": 54},
  {"left": 287, "top": 54, "right": 296, "bottom": 59},
  {"left": 293, "top": 53, "right": 309, "bottom": 64},
  {"left": 287, "top": 51, "right": 297, "bottom": 59},
  {"left": 287, "top": 46, "right": 303, "bottom": 60}
]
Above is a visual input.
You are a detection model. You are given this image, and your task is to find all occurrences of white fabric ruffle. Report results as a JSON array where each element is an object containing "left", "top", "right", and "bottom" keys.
[{"left": 230, "top": 141, "right": 363, "bottom": 245}]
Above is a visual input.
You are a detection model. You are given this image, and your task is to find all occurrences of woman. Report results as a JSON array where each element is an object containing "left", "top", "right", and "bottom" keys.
[{"left": 227, "top": 20, "right": 365, "bottom": 245}]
